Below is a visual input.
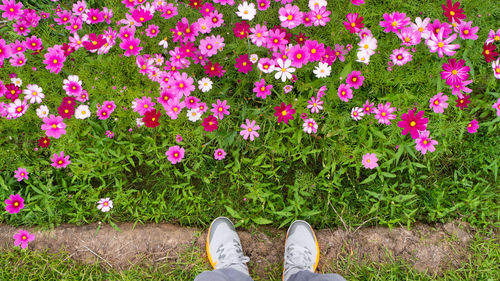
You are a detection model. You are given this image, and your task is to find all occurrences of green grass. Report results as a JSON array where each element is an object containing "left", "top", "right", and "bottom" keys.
[
  {"left": 0, "top": 0, "right": 499, "bottom": 231},
  {"left": 1, "top": 231, "right": 498, "bottom": 280}
]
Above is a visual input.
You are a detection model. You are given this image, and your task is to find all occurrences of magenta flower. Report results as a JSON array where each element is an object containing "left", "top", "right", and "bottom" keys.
[
  {"left": 51, "top": 151, "right": 71, "bottom": 168},
  {"left": 253, "top": 79, "right": 273, "bottom": 99},
  {"left": 240, "top": 119, "right": 260, "bottom": 141},
  {"left": 415, "top": 130, "right": 438, "bottom": 155},
  {"left": 274, "top": 102, "right": 296, "bottom": 124},
  {"left": 133, "top": 96, "right": 156, "bottom": 116},
  {"left": 467, "top": 119, "right": 478, "bottom": 134},
  {"left": 441, "top": 58, "right": 469, "bottom": 87},
  {"left": 13, "top": 167, "right": 28, "bottom": 182},
  {"left": 310, "top": 6, "right": 331, "bottom": 27},
  {"left": 346, "top": 70, "right": 365, "bottom": 89},
  {"left": 458, "top": 21, "right": 478, "bottom": 40},
  {"left": 43, "top": 46, "right": 65, "bottom": 74},
  {"left": 429, "top": 92, "right": 449, "bottom": 113},
  {"left": 289, "top": 44, "right": 309, "bottom": 68},
  {"left": 362, "top": 153, "right": 379, "bottom": 169},
  {"left": 337, "top": 84, "right": 353, "bottom": 102},
  {"left": 13, "top": 230, "right": 35, "bottom": 249},
  {"left": 0, "top": 0, "right": 23, "bottom": 21},
  {"left": 4, "top": 194, "right": 24, "bottom": 214},
  {"left": 145, "top": 24, "right": 159, "bottom": 38},
  {"left": 234, "top": 54, "right": 252, "bottom": 74},
  {"left": 493, "top": 98, "right": 500, "bottom": 116},
  {"left": 41, "top": 115, "right": 66, "bottom": 139},
  {"left": 380, "top": 12, "right": 410, "bottom": 33},
  {"left": 426, "top": 30, "right": 459, "bottom": 58},
  {"left": 166, "top": 146, "right": 185, "bottom": 164},
  {"left": 214, "top": 148, "right": 226, "bottom": 160},
  {"left": 119, "top": 37, "right": 142, "bottom": 57},
  {"left": 397, "top": 109, "right": 429, "bottom": 139},
  {"left": 397, "top": 27, "right": 421, "bottom": 46},
  {"left": 211, "top": 99, "right": 230, "bottom": 120},
  {"left": 96, "top": 107, "right": 111, "bottom": 120},
  {"left": 362, "top": 100, "right": 375, "bottom": 115},
  {"left": 171, "top": 72, "right": 195, "bottom": 96},
  {"left": 343, "top": 13, "right": 364, "bottom": 34}
]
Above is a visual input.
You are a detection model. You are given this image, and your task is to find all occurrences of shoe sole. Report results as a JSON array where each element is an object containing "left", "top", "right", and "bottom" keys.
[
  {"left": 282, "top": 220, "right": 320, "bottom": 281},
  {"left": 206, "top": 216, "right": 232, "bottom": 269}
]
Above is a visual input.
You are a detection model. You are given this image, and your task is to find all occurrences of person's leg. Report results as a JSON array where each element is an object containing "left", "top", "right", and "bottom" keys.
[
  {"left": 194, "top": 268, "right": 254, "bottom": 281},
  {"left": 282, "top": 220, "right": 346, "bottom": 281},
  {"left": 288, "top": 270, "right": 346, "bottom": 281},
  {"left": 197, "top": 217, "right": 252, "bottom": 281}
]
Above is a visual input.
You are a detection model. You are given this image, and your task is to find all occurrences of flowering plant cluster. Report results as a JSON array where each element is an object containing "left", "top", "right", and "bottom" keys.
[{"left": 0, "top": 0, "right": 498, "bottom": 233}]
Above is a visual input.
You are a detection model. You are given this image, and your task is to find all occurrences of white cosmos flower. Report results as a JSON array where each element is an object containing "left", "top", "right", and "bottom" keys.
[
  {"left": 198, "top": 77, "right": 213, "bottom": 92},
  {"left": 36, "top": 105, "right": 49, "bottom": 118},
  {"left": 97, "top": 198, "right": 113, "bottom": 212},
  {"left": 356, "top": 51, "right": 371, "bottom": 65},
  {"left": 313, "top": 62, "right": 331, "bottom": 78},
  {"left": 75, "top": 105, "right": 91, "bottom": 119},
  {"left": 23, "top": 84, "right": 44, "bottom": 104},
  {"left": 274, "top": 59, "right": 295, "bottom": 82},
  {"left": 308, "top": 0, "right": 327, "bottom": 10},
  {"left": 351, "top": 107, "right": 365, "bottom": 121},
  {"left": 159, "top": 37, "right": 169, "bottom": 49},
  {"left": 236, "top": 1, "right": 256, "bottom": 21},
  {"left": 187, "top": 108, "right": 202, "bottom": 122},
  {"left": 249, "top": 54, "right": 258, "bottom": 64},
  {"left": 11, "top": 77, "right": 22, "bottom": 87},
  {"left": 358, "top": 36, "right": 377, "bottom": 55}
]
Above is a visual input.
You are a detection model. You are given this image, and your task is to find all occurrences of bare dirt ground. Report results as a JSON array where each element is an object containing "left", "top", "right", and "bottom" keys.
[{"left": 0, "top": 220, "right": 474, "bottom": 278}]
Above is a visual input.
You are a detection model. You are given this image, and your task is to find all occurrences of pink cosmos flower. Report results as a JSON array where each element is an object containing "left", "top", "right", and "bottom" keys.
[
  {"left": 166, "top": 146, "right": 185, "bottom": 164},
  {"left": 13, "top": 230, "right": 35, "bottom": 249},
  {"left": 450, "top": 79, "right": 472, "bottom": 98},
  {"left": 333, "top": 44, "right": 347, "bottom": 62},
  {"left": 362, "top": 153, "right": 378, "bottom": 169},
  {"left": 344, "top": 13, "right": 364, "bottom": 34},
  {"left": 43, "top": 46, "right": 65, "bottom": 74},
  {"left": 13, "top": 167, "right": 28, "bottom": 182},
  {"left": 457, "top": 21, "right": 478, "bottom": 40},
  {"left": 397, "top": 109, "right": 429, "bottom": 139},
  {"left": 63, "top": 75, "right": 83, "bottom": 96},
  {"left": 351, "top": 0, "right": 365, "bottom": 5},
  {"left": 7, "top": 99, "right": 28, "bottom": 119},
  {"left": 199, "top": 36, "right": 218, "bottom": 57},
  {"left": 467, "top": 119, "right": 478, "bottom": 134},
  {"left": 211, "top": 99, "right": 230, "bottom": 120},
  {"left": 486, "top": 29, "right": 500, "bottom": 45},
  {"left": 346, "top": 70, "right": 364, "bottom": 89},
  {"left": 4, "top": 194, "right": 24, "bottom": 214},
  {"left": 171, "top": 72, "right": 195, "bottom": 96},
  {"left": 338, "top": 84, "right": 353, "bottom": 102},
  {"left": 305, "top": 40, "right": 325, "bottom": 62},
  {"left": 492, "top": 59, "right": 500, "bottom": 80},
  {"left": 362, "top": 100, "right": 375, "bottom": 115},
  {"left": 390, "top": 47, "right": 412, "bottom": 66},
  {"left": 289, "top": 44, "right": 309, "bottom": 68},
  {"left": 118, "top": 26, "right": 136, "bottom": 41},
  {"left": 51, "top": 151, "right": 71, "bottom": 168},
  {"left": 175, "top": 134, "right": 183, "bottom": 143},
  {"left": 240, "top": 119, "right": 260, "bottom": 141},
  {"left": 9, "top": 53, "right": 26, "bottom": 67},
  {"left": 41, "top": 115, "right": 66, "bottom": 139},
  {"left": 307, "top": 96, "right": 323, "bottom": 113},
  {"left": 120, "top": 37, "right": 142, "bottom": 57},
  {"left": 164, "top": 98, "right": 185, "bottom": 120},
  {"left": 96, "top": 107, "right": 111, "bottom": 120},
  {"left": 492, "top": 98, "right": 500, "bottom": 116},
  {"left": 249, "top": 24, "right": 268, "bottom": 47},
  {"left": 0, "top": 0, "right": 23, "bottom": 21},
  {"left": 253, "top": 79, "right": 273, "bottom": 99},
  {"left": 214, "top": 148, "right": 226, "bottom": 160},
  {"left": 97, "top": 198, "right": 113, "bottom": 212},
  {"left": 279, "top": 4, "right": 302, "bottom": 29},
  {"left": 266, "top": 29, "right": 288, "bottom": 52},
  {"left": 257, "top": 57, "right": 276, "bottom": 73},
  {"left": 441, "top": 58, "right": 470, "bottom": 86},
  {"left": 397, "top": 27, "right": 421, "bottom": 46},
  {"left": 274, "top": 102, "right": 295, "bottom": 124},
  {"left": 429, "top": 92, "right": 449, "bottom": 113},
  {"left": 145, "top": 24, "right": 159, "bottom": 38},
  {"left": 380, "top": 12, "right": 410, "bottom": 33},
  {"left": 133, "top": 96, "right": 156, "bottom": 116},
  {"left": 311, "top": 6, "right": 330, "bottom": 26},
  {"left": 302, "top": 118, "right": 318, "bottom": 134},
  {"left": 415, "top": 130, "right": 438, "bottom": 155},
  {"left": 426, "top": 30, "right": 459, "bottom": 58}
]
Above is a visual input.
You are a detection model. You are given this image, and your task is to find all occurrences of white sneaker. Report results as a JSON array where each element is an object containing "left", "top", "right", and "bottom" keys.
[
  {"left": 282, "top": 220, "right": 320, "bottom": 281},
  {"left": 206, "top": 217, "right": 250, "bottom": 275}
]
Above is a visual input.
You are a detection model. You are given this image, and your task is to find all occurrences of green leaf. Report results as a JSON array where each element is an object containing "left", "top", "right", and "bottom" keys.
[{"left": 252, "top": 217, "right": 273, "bottom": 225}]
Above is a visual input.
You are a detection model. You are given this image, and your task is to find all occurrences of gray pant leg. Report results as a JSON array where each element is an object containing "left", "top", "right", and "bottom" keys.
[
  {"left": 194, "top": 268, "right": 254, "bottom": 281},
  {"left": 289, "top": 270, "right": 346, "bottom": 281}
]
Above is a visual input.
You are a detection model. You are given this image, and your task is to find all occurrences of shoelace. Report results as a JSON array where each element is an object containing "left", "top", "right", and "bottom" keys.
[
  {"left": 284, "top": 244, "right": 313, "bottom": 276},
  {"left": 214, "top": 239, "right": 250, "bottom": 270}
]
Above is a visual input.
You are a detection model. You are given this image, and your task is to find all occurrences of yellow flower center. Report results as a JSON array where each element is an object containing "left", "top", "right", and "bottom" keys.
[
  {"left": 52, "top": 124, "right": 57, "bottom": 128},
  {"left": 450, "top": 11, "right": 455, "bottom": 16},
  {"left": 311, "top": 49, "right": 316, "bottom": 54},
  {"left": 14, "top": 202, "right": 19, "bottom": 207},
  {"left": 287, "top": 15, "right": 293, "bottom": 20},
  {"left": 438, "top": 42, "right": 444, "bottom": 48},
  {"left": 410, "top": 121, "right": 416, "bottom": 127},
  {"left": 281, "top": 110, "right": 287, "bottom": 116},
  {"left": 382, "top": 112, "right": 386, "bottom": 116},
  {"left": 391, "top": 21, "right": 398, "bottom": 27},
  {"left": 53, "top": 59, "right": 58, "bottom": 64}
]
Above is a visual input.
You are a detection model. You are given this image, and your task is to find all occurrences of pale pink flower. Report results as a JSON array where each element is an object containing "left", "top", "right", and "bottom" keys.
[
  {"left": 429, "top": 92, "right": 449, "bottom": 113},
  {"left": 362, "top": 153, "right": 378, "bottom": 169},
  {"left": 50, "top": 151, "right": 71, "bottom": 168},
  {"left": 240, "top": 119, "right": 260, "bottom": 141}
]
